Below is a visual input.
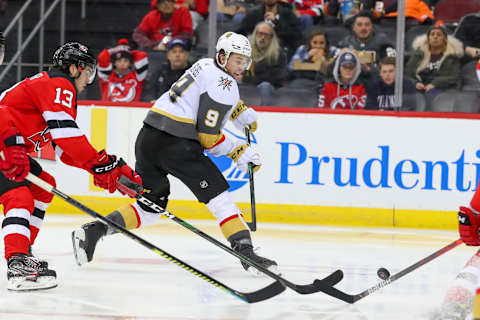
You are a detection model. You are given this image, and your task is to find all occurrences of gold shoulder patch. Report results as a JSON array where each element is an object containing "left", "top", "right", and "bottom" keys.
[{"left": 198, "top": 132, "right": 224, "bottom": 149}]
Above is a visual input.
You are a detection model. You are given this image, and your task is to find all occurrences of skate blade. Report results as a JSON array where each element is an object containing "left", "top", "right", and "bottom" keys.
[
  {"left": 71, "top": 228, "right": 88, "bottom": 266},
  {"left": 7, "top": 276, "right": 57, "bottom": 291},
  {"left": 248, "top": 264, "right": 281, "bottom": 277}
]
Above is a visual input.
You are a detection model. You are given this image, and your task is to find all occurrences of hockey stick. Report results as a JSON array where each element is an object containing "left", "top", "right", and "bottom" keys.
[
  {"left": 24, "top": 173, "right": 286, "bottom": 303},
  {"left": 313, "top": 238, "right": 463, "bottom": 303},
  {"left": 118, "top": 176, "right": 345, "bottom": 295},
  {"left": 244, "top": 127, "right": 256, "bottom": 232}
]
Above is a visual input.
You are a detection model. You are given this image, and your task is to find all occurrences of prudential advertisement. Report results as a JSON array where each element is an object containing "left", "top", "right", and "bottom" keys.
[{"left": 41, "top": 104, "right": 480, "bottom": 214}]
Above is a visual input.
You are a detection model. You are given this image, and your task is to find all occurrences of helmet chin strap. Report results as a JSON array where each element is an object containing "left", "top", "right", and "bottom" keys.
[{"left": 216, "top": 51, "right": 229, "bottom": 71}]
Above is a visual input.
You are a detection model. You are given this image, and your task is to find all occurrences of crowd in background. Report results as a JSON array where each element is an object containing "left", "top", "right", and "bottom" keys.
[{"left": 95, "top": 0, "right": 480, "bottom": 112}]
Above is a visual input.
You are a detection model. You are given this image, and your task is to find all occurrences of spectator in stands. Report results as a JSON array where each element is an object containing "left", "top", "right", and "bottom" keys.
[
  {"left": 133, "top": 0, "right": 193, "bottom": 51},
  {"left": 0, "top": 0, "right": 6, "bottom": 14},
  {"left": 217, "top": 0, "right": 248, "bottom": 27},
  {"left": 318, "top": 50, "right": 366, "bottom": 109},
  {"left": 384, "top": 0, "right": 434, "bottom": 25},
  {"left": 287, "top": 28, "right": 336, "bottom": 88},
  {"left": 151, "top": 0, "right": 208, "bottom": 30},
  {"left": 454, "top": 12, "right": 480, "bottom": 60},
  {"left": 142, "top": 38, "right": 193, "bottom": 102},
  {"left": 325, "top": 0, "right": 384, "bottom": 25},
  {"left": 97, "top": 39, "right": 149, "bottom": 103},
  {"left": 337, "top": 10, "right": 394, "bottom": 74},
  {"left": 241, "top": 21, "right": 288, "bottom": 105},
  {"left": 365, "top": 56, "right": 417, "bottom": 110},
  {"left": 405, "top": 22, "right": 463, "bottom": 111},
  {"left": 289, "top": 0, "right": 324, "bottom": 31},
  {"left": 236, "top": 0, "right": 301, "bottom": 55}
]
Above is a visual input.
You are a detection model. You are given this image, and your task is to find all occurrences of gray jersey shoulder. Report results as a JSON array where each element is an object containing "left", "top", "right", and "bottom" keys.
[{"left": 192, "top": 59, "right": 240, "bottom": 134}]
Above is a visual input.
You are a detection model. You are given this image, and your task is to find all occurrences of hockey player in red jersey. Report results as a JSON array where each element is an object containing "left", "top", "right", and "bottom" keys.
[
  {"left": 97, "top": 39, "right": 148, "bottom": 102},
  {"left": 0, "top": 42, "right": 142, "bottom": 291},
  {"left": 433, "top": 183, "right": 480, "bottom": 318},
  {"left": 72, "top": 32, "right": 278, "bottom": 275}
]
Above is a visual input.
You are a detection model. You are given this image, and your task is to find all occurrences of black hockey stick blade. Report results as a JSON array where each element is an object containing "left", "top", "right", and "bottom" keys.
[
  {"left": 26, "top": 173, "right": 286, "bottom": 303},
  {"left": 118, "top": 177, "right": 346, "bottom": 295},
  {"left": 312, "top": 238, "right": 463, "bottom": 303},
  {"left": 242, "top": 280, "right": 286, "bottom": 303}
]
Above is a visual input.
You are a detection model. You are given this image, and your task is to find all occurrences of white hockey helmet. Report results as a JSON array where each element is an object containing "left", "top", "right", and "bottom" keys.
[{"left": 215, "top": 32, "right": 252, "bottom": 71}]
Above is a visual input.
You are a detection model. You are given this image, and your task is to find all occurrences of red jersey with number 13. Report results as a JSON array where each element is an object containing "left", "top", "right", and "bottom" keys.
[{"left": 0, "top": 70, "right": 98, "bottom": 166}]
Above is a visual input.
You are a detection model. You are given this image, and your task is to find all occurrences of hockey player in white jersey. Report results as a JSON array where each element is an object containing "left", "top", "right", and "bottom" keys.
[{"left": 72, "top": 32, "right": 278, "bottom": 274}]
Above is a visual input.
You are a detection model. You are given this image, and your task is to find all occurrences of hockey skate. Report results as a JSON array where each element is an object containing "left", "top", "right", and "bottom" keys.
[
  {"left": 7, "top": 254, "right": 57, "bottom": 291},
  {"left": 72, "top": 220, "right": 107, "bottom": 266},
  {"left": 28, "top": 244, "right": 49, "bottom": 271},
  {"left": 232, "top": 240, "right": 278, "bottom": 276}
]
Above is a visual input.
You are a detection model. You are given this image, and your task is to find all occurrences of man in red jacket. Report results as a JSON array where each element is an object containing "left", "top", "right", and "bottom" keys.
[
  {"left": 0, "top": 42, "right": 142, "bottom": 291},
  {"left": 133, "top": 0, "right": 193, "bottom": 51}
]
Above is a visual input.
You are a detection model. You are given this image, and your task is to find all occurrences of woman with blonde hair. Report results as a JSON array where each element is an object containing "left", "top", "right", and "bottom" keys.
[{"left": 241, "top": 21, "right": 288, "bottom": 105}]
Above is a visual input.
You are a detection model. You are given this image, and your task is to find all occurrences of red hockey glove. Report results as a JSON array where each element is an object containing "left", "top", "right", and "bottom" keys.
[
  {"left": 116, "top": 160, "right": 143, "bottom": 198},
  {"left": 458, "top": 206, "right": 480, "bottom": 246},
  {"left": 86, "top": 150, "right": 142, "bottom": 196},
  {"left": 0, "top": 128, "right": 30, "bottom": 181}
]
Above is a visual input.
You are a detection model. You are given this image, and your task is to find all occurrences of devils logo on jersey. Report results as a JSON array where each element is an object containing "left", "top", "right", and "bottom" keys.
[
  {"left": 27, "top": 126, "right": 51, "bottom": 152},
  {"left": 107, "top": 79, "right": 138, "bottom": 102}
]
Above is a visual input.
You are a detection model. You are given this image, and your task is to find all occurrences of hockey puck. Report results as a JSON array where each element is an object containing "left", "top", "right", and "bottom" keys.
[{"left": 377, "top": 267, "right": 391, "bottom": 280}]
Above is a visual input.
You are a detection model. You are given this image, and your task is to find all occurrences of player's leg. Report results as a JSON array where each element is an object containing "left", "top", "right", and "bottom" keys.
[
  {"left": 437, "top": 250, "right": 480, "bottom": 319},
  {"left": 152, "top": 129, "right": 277, "bottom": 273},
  {"left": 27, "top": 159, "right": 56, "bottom": 271},
  {"left": 439, "top": 184, "right": 480, "bottom": 318},
  {"left": 72, "top": 125, "right": 170, "bottom": 265},
  {"left": 0, "top": 172, "right": 56, "bottom": 290}
]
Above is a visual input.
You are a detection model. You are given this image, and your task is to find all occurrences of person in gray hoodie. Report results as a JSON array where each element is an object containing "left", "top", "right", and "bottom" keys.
[{"left": 318, "top": 50, "right": 366, "bottom": 109}]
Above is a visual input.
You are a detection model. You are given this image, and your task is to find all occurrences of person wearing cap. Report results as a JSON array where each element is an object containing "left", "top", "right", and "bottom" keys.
[
  {"left": 405, "top": 22, "right": 463, "bottom": 111},
  {"left": 142, "top": 38, "right": 194, "bottom": 102},
  {"left": 97, "top": 39, "right": 149, "bottom": 102},
  {"left": 318, "top": 50, "right": 366, "bottom": 109}
]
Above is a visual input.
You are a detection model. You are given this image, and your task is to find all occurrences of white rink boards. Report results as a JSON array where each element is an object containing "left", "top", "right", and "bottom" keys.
[{"left": 0, "top": 214, "right": 474, "bottom": 320}]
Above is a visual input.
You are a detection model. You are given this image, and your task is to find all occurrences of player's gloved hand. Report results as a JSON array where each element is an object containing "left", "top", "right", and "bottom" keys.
[
  {"left": 0, "top": 128, "right": 30, "bottom": 181},
  {"left": 458, "top": 206, "right": 480, "bottom": 246},
  {"left": 228, "top": 144, "right": 261, "bottom": 173},
  {"left": 231, "top": 100, "right": 258, "bottom": 133},
  {"left": 86, "top": 150, "right": 142, "bottom": 196}
]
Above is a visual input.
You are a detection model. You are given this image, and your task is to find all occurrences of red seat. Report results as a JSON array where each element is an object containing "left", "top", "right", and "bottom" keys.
[{"left": 434, "top": 0, "right": 480, "bottom": 23}]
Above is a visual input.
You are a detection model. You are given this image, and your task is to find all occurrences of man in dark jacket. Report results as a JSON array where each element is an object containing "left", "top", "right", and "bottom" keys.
[
  {"left": 454, "top": 12, "right": 480, "bottom": 60},
  {"left": 142, "top": 38, "right": 193, "bottom": 101},
  {"left": 337, "top": 10, "right": 394, "bottom": 74},
  {"left": 365, "top": 56, "right": 417, "bottom": 111},
  {"left": 236, "top": 0, "right": 301, "bottom": 54}
]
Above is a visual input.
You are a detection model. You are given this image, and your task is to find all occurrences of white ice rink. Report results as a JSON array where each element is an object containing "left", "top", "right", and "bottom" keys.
[{"left": 0, "top": 214, "right": 474, "bottom": 320}]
